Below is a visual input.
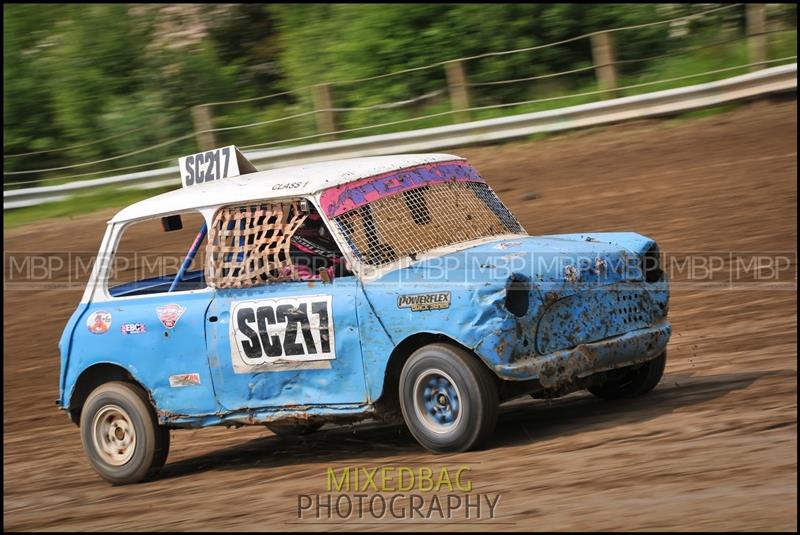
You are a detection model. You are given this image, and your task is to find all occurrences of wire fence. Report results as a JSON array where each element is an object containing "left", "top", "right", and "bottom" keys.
[{"left": 3, "top": 3, "right": 797, "bottom": 190}]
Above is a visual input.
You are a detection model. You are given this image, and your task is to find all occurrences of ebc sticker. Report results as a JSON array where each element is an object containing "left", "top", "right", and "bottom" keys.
[
  {"left": 121, "top": 322, "right": 146, "bottom": 335},
  {"left": 230, "top": 295, "right": 335, "bottom": 373},
  {"left": 86, "top": 311, "right": 112, "bottom": 334},
  {"left": 156, "top": 304, "right": 186, "bottom": 329}
]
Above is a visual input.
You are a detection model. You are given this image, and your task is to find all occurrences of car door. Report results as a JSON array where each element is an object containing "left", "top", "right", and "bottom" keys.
[
  {"left": 69, "top": 214, "right": 220, "bottom": 417},
  {"left": 205, "top": 276, "right": 368, "bottom": 412},
  {"left": 86, "top": 291, "right": 218, "bottom": 413}
]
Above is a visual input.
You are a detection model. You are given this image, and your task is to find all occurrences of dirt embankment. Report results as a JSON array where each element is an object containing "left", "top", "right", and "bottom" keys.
[{"left": 3, "top": 99, "right": 796, "bottom": 531}]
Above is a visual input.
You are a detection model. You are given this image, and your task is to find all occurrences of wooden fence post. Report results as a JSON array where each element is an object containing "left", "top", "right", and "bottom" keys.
[
  {"left": 445, "top": 60, "right": 471, "bottom": 123},
  {"left": 590, "top": 31, "right": 618, "bottom": 99},
  {"left": 190, "top": 105, "right": 217, "bottom": 151},
  {"left": 312, "top": 84, "right": 337, "bottom": 140},
  {"left": 747, "top": 4, "right": 767, "bottom": 71}
]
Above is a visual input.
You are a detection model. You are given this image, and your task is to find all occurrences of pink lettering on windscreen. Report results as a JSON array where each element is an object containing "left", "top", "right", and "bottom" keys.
[{"left": 319, "top": 160, "right": 484, "bottom": 218}]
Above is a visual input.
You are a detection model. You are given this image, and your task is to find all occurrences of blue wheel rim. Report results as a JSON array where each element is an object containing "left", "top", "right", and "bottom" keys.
[{"left": 413, "top": 369, "right": 462, "bottom": 433}]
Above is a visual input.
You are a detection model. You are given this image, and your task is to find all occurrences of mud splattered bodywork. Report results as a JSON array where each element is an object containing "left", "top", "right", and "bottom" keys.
[
  {"left": 359, "top": 232, "right": 670, "bottom": 398},
  {"left": 58, "top": 153, "right": 670, "bottom": 428}
]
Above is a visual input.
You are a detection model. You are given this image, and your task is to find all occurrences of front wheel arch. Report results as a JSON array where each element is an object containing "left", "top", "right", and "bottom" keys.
[
  {"left": 398, "top": 342, "right": 499, "bottom": 452},
  {"left": 376, "top": 333, "right": 499, "bottom": 420}
]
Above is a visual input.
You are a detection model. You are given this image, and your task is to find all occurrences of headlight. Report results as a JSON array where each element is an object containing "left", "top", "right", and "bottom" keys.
[
  {"left": 642, "top": 243, "right": 663, "bottom": 283},
  {"left": 505, "top": 273, "right": 531, "bottom": 317}
]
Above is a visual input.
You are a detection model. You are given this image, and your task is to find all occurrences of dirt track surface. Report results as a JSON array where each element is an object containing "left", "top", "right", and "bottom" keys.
[{"left": 3, "top": 100, "right": 797, "bottom": 531}]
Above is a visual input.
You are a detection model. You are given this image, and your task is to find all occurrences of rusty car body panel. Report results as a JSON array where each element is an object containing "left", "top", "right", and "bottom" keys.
[{"left": 58, "top": 152, "right": 670, "bottom": 427}]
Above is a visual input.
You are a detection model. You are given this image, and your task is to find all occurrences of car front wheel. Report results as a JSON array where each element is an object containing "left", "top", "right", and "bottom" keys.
[
  {"left": 80, "top": 381, "right": 170, "bottom": 485},
  {"left": 399, "top": 343, "right": 498, "bottom": 453},
  {"left": 588, "top": 351, "right": 667, "bottom": 400}
]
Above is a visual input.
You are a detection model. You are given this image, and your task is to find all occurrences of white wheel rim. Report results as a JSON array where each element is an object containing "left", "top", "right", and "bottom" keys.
[
  {"left": 412, "top": 368, "right": 463, "bottom": 434},
  {"left": 91, "top": 404, "right": 136, "bottom": 466}
]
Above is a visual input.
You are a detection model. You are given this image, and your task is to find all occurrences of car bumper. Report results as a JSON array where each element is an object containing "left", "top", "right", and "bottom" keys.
[{"left": 493, "top": 320, "right": 671, "bottom": 387}]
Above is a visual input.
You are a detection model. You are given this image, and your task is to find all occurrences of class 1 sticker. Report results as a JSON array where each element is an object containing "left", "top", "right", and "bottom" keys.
[
  {"left": 230, "top": 295, "right": 335, "bottom": 373},
  {"left": 86, "top": 311, "right": 112, "bottom": 334},
  {"left": 397, "top": 291, "right": 451, "bottom": 312}
]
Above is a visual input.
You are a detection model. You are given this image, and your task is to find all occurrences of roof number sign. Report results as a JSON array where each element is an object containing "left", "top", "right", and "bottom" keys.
[{"left": 178, "top": 145, "right": 258, "bottom": 188}]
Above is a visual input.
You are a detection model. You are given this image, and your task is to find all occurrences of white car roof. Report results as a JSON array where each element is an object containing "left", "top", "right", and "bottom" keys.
[{"left": 110, "top": 153, "right": 463, "bottom": 223}]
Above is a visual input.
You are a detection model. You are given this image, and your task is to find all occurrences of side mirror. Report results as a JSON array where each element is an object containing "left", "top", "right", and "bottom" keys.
[{"left": 161, "top": 215, "right": 183, "bottom": 232}]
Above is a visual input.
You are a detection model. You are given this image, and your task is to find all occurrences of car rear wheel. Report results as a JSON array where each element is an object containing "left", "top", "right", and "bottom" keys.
[
  {"left": 80, "top": 381, "right": 170, "bottom": 485},
  {"left": 399, "top": 343, "right": 498, "bottom": 453},
  {"left": 588, "top": 351, "right": 667, "bottom": 400}
]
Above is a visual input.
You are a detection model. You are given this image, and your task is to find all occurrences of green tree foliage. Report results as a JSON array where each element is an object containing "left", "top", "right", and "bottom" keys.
[
  {"left": 3, "top": 3, "right": 795, "bottom": 186},
  {"left": 272, "top": 4, "right": 672, "bottom": 104},
  {"left": 3, "top": 4, "right": 282, "bottom": 182}
]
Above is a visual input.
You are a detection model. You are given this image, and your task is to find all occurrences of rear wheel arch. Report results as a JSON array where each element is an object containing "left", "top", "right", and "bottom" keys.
[
  {"left": 80, "top": 381, "right": 170, "bottom": 484},
  {"left": 67, "top": 363, "right": 153, "bottom": 426}
]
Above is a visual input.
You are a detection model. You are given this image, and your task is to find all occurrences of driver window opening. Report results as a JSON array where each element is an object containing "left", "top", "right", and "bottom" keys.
[
  {"left": 289, "top": 206, "right": 353, "bottom": 281},
  {"left": 206, "top": 199, "right": 352, "bottom": 289},
  {"left": 107, "top": 211, "right": 209, "bottom": 297}
]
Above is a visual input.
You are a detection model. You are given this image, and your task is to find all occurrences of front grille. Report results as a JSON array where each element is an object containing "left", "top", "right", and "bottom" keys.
[{"left": 535, "top": 288, "right": 656, "bottom": 354}]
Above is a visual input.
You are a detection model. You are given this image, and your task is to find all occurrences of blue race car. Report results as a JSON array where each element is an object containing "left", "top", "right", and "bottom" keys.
[{"left": 58, "top": 147, "right": 670, "bottom": 484}]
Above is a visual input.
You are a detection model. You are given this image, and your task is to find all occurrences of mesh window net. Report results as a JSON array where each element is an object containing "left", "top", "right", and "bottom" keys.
[
  {"left": 334, "top": 180, "right": 525, "bottom": 266},
  {"left": 206, "top": 200, "right": 308, "bottom": 288}
]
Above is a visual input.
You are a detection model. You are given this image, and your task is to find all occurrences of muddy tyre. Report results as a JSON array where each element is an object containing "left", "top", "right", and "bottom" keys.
[
  {"left": 399, "top": 343, "right": 498, "bottom": 453},
  {"left": 266, "top": 421, "right": 323, "bottom": 436},
  {"left": 588, "top": 351, "right": 667, "bottom": 400},
  {"left": 80, "top": 381, "right": 170, "bottom": 485}
]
